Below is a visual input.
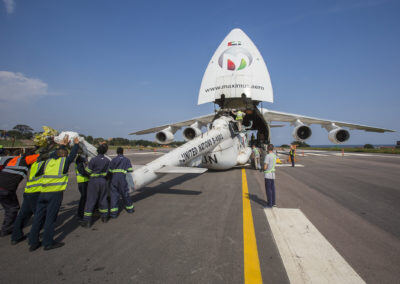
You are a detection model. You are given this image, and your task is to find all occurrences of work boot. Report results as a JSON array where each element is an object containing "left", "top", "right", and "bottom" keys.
[
  {"left": 29, "top": 242, "right": 41, "bottom": 252},
  {"left": 11, "top": 235, "right": 27, "bottom": 245},
  {"left": 101, "top": 216, "right": 109, "bottom": 223},
  {"left": 44, "top": 242, "right": 65, "bottom": 251},
  {"left": 80, "top": 221, "right": 91, "bottom": 229}
]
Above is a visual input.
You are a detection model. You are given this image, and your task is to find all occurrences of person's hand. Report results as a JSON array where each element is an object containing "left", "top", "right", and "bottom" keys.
[
  {"left": 73, "top": 137, "right": 80, "bottom": 144},
  {"left": 62, "top": 135, "right": 69, "bottom": 145}
]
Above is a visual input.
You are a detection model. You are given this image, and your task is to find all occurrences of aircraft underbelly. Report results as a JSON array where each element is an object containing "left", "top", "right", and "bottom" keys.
[{"left": 201, "top": 145, "right": 238, "bottom": 170}]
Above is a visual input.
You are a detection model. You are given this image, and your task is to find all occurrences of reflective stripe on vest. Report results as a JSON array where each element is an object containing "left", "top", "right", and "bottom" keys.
[
  {"left": 25, "top": 161, "right": 44, "bottom": 193},
  {"left": 264, "top": 154, "right": 276, "bottom": 174},
  {"left": 75, "top": 166, "right": 89, "bottom": 183},
  {"left": 2, "top": 156, "right": 29, "bottom": 177},
  {"left": 0, "top": 156, "right": 13, "bottom": 166},
  {"left": 41, "top": 158, "right": 68, "bottom": 192}
]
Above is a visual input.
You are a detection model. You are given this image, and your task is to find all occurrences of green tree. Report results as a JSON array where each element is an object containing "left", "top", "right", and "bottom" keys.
[
  {"left": 364, "top": 144, "right": 374, "bottom": 149},
  {"left": 93, "top": 137, "right": 105, "bottom": 145},
  {"left": 86, "top": 136, "right": 94, "bottom": 144},
  {"left": 12, "top": 124, "right": 34, "bottom": 139},
  {"left": 7, "top": 130, "right": 24, "bottom": 139},
  {"left": 291, "top": 141, "right": 310, "bottom": 147}
]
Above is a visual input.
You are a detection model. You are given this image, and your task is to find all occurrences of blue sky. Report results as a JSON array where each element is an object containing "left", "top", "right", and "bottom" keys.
[{"left": 0, "top": 0, "right": 399, "bottom": 145}]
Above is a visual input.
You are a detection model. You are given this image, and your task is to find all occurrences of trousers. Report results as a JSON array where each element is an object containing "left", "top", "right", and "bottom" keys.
[
  {"left": 83, "top": 178, "right": 109, "bottom": 221},
  {"left": 254, "top": 156, "right": 261, "bottom": 170},
  {"left": 77, "top": 182, "right": 88, "bottom": 219},
  {"left": 28, "top": 191, "right": 63, "bottom": 247},
  {"left": 11, "top": 192, "right": 40, "bottom": 241},
  {"left": 110, "top": 173, "right": 133, "bottom": 217},
  {"left": 265, "top": 178, "right": 275, "bottom": 207},
  {"left": 0, "top": 189, "right": 20, "bottom": 234},
  {"left": 290, "top": 155, "right": 295, "bottom": 167}
]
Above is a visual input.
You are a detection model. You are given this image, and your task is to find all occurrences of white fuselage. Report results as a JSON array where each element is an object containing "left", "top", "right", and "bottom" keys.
[
  {"left": 131, "top": 116, "right": 252, "bottom": 190},
  {"left": 200, "top": 132, "right": 251, "bottom": 170}
]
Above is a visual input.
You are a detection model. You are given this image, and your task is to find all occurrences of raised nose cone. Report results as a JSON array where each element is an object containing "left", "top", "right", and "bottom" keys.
[{"left": 198, "top": 28, "right": 274, "bottom": 106}]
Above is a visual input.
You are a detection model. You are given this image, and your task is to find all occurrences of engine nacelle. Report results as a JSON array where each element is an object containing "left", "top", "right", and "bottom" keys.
[
  {"left": 183, "top": 126, "right": 202, "bottom": 141},
  {"left": 292, "top": 124, "right": 312, "bottom": 141},
  {"left": 155, "top": 127, "right": 174, "bottom": 144},
  {"left": 328, "top": 128, "right": 350, "bottom": 144}
]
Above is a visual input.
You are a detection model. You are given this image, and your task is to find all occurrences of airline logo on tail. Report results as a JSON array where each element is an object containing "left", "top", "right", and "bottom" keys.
[
  {"left": 218, "top": 46, "right": 253, "bottom": 71},
  {"left": 228, "top": 41, "right": 241, "bottom": 46}
]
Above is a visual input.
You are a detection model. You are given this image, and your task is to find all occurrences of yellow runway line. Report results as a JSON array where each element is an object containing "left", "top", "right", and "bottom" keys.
[{"left": 242, "top": 168, "right": 263, "bottom": 284}]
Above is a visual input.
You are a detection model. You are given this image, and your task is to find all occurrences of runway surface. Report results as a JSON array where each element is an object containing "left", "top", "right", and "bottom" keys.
[{"left": 0, "top": 150, "right": 399, "bottom": 283}]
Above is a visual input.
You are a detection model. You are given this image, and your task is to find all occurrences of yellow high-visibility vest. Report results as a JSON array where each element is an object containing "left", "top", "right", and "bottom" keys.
[
  {"left": 75, "top": 166, "right": 89, "bottom": 183},
  {"left": 236, "top": 111, "right": 244, "bottom": 120},
  {"left": 41, "top": 158, "right": 68, "bottom": 192},
  {"left": 25, "top": 161, "right": 44, "bottom": 193}
]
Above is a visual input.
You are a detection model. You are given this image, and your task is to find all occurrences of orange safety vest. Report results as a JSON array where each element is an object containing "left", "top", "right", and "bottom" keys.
[{"left": 2, "top": 154, "right": 39, "bottom": 178}]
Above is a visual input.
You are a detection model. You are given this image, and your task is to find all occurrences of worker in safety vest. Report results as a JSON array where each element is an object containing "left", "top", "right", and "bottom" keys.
[
  {"left": 11, "top": 160, "right": 45, "bottom": 245},
  {"left": 252, "top": 145, "right": 261, "bottom": 170},
  {"left": 0, "top": 145, "right": 4, "bottom": 156},
  {"left": 264, "top": 144, "right": 277, "bottom": 207},
  {"left": 109, "top": 147, "right": 134, "bottom": 218},
  {"left": 28, "top": 136, "right": 79, "bottom": 251},
  {"left": 233, "top": 110, "right": 245, "bottom": 132},
  {"left": 289, "top": 145, "right": 296, "bottom": 167},
  {"left": 0, "top": 150, "right": 40, "bottom": 237},
  {"left": 75, "top": 154, "right": 90, "bottom": 221},
  {"left": 81, "top": 143, "right": 110, "bottom": 228}
]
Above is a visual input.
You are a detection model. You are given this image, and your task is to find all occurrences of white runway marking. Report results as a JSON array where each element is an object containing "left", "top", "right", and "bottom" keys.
[
  {"left": 265, "top": 208, "right": 365, "bottom": 284},
  {"left": 306, "top": 153, "right": 329, "bottom": 157},
  {"left": 332, "top": 153, "right": 375, "bottom": 157},
  {"left": 276, "top": 164, "right": 304, "bottom": 167}
]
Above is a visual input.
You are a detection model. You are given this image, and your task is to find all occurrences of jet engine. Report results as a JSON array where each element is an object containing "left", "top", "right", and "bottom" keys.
[
  {"left": 328, "top": 128, "right": 350, "bottom": 144},
  {"left": 155, "top": 127, "right": 175, "bottom": 144},
  {"left": 183, "top": 123, "right": 202, "bottom": 141},
  {"left": 292, "top": 120, "right": 312, "bottom": 141}
]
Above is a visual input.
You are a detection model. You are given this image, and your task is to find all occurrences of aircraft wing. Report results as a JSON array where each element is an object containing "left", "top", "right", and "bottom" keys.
[
  {"left": 263, "top": 109, "right": 395, "bottom": 133},
  {"left": 130, "top": 113, "right": 215, "bottom": 135}
]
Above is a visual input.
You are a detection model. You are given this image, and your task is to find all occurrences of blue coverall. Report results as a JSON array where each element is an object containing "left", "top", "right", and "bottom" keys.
[
  {"left": 109, "top": 154, "right": 134, "bottom": 218},
  {"left": 83, "top": 154, "right": 110, "bottom": 221}
]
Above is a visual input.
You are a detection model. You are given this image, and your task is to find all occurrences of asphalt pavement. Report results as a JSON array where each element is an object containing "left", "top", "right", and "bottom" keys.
[{"left": 0, "top": 150, "right": 399, "bottom": 283}]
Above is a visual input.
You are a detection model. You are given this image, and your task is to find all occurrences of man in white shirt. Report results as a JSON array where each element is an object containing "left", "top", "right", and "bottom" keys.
[{"left": 264, "top": 144, "right": 277, "bottom": 207}]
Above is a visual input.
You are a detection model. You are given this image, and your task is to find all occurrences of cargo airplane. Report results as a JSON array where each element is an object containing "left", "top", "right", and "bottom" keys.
[
  {"left": 43, "top": 29, "right": 395, "bottom": 190},
  {"left": 127, "top": 28, "right": 393, "bottom": 187}
]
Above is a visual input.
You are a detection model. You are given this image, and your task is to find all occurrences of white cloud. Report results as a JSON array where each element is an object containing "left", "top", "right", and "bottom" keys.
[
  {"left": 2, "top": 0, "right": 15, "bottom": 14},
  {"left": 0, "top": 71, "right": 48, "bottom": 102}
]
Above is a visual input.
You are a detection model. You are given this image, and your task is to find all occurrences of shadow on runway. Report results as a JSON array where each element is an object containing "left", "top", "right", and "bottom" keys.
[
  {"left": 132, "top": 173, "right": 202, "bottom": 203},
  {"left": 54, "top": 205, "right": 81, "bottom": 242},
  {"left": 247, "top": 193, "right": 268, "bottom": 208},
  {"left": 33, "top": 173, "right": 202, "bottom": 242}
]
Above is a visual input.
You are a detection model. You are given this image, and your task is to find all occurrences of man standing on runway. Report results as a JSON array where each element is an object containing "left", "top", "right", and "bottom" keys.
[
  {"left": 264, "top": 144, "right": 277, "bottom": 207},
  {"left": 289, "top": 145, "right": 296, "bottom": 167},
  {"left": 109, "top": 147, "right": 134, "bottom": 218}
]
